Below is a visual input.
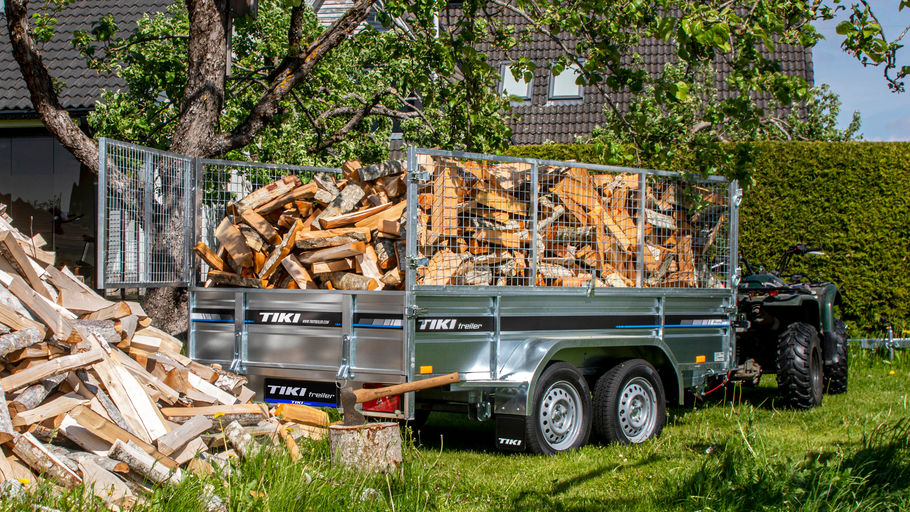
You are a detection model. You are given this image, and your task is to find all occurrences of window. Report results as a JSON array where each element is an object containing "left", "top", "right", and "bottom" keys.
[
  {"left": 500, "top": 63, "right": 533, "bottom": 101},
  {"left": 549, "top": 64, "right": 583, "bottom": 100}
]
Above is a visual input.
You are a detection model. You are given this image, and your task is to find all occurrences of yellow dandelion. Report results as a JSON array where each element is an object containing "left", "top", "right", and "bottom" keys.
[
  {"left": 17, "top": 478, "right": 29, "bottom": 485},
  {"left": 227, "top": 453, "right": 236, "bottom": 458},
  {"left": 214, "top": 412, "right": 225, "bottom": 419},
  {"left": 890, "top": 370, "right": 896, "bottom": 375}
]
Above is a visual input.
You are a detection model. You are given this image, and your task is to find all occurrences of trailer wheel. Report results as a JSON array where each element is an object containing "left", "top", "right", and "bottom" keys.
[
  {"left": 776, "top": 322, "right": 824, "bottom": 408},
  {"left": 593, "top": 359, "right": 666, "bottom": 444},
  {"left": 525, "top": 362, "right": 592, "bottom": 455},
  {"left": 824, "top": 318, "right": 848, "bottom": 395}
]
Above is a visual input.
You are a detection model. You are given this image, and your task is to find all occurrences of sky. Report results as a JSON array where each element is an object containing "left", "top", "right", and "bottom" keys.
[{"left": 813, "top": 1, "right": 910, "bottom": 141}]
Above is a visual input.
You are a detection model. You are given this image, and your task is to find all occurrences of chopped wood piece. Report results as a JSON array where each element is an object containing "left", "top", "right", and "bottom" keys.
[
  {"left": 187, "top": 372, "right": 238, "bottom": 406},
  {"left": 207, "top": 271, "right": 262, "bottom": 288},
  {"left": 156, "top": 415, "right": 213, "bottom": 456},
  {"left": 310, "top": 258, "right": 356, "bottom": 274},
  {"left": 354, "top": 200, "right": 407, "bottom": 230},
  {"left": 80, "top": 301, "right": 132, "bottom": 321},
  {"left": 474, "top": 188, "right": 527, "bottom": 216},
  {"left": 255, "top": 182, "right": 318, "bottom": 214},
  {"left": 78, "top": 459, "right": 136, "bottom": 508},
  {"left": 240, "top": 209, "right": 281, "bottom": 245},
  {"left": 223, "top": 421, "right": 254, "bottom": 458},
  {"left": 297, "top": 241, "right": 366, "bottom": 264},
  {"left": 12, "top": 433, "right": 82, "bottom": 487},
  {"left": 67, "top": 405, "right": 177, "bottom": 469},
  {"left": 341, "top": 160, "right": 362, "bottom": 180},
  {"left": 275, "top": 403, "right": 329, "bottom": 427},
  {"left": 0, "top": 231, "right": 50, "bottom": 300},
  {"left": 358, "top": 160, "right": 404, "bottom": 181},
  {"left": 0, "top": 271, "right": 75, "bottom": 339},
  {"left": 215, "top": 218, "right": 254, "bottom": 268},
  {"left": 193, "top": 242, "right": 226, "bottom": 271},
  {"left": 295, "top": 227, "right": 371, "bottom": 250},
  {"left": 328, "top": 182, "right": 366, "bottom": 214},
  {"left": 379, "top": 220, "right": 401, "bottom": 237},
  {"left": 319, "top": 202, "right": 393, "bottom": 229},
  {"left": 0, "top": 326, "right": 43, "bottom": 358},
  {"left": 110, "top": 439, "right": 182, "bottom": 486},
  {"left": 260, "top": 219, "right": 304, "bottom": 280},
  {"left": 0, "top": 304, "right": 46, "bottom": 338},
  {"left": 421, "top": 249, "right": 462, "bottom": 286},
  {"left": 235, "top": 175, "right": 301, "bottom": 211},
  {"left": 1, "top": 349, "right": 102, "bottom": 393},
  {"left": 328, "top": 272, "right": 378, "bottom": 290},
  {"left": 237, "top": 224, "right": 265, "bottom": 252},
  {"left": 280, "top": 255, "right": 319, "bottom": 289},
  {"left": 380, "top": 269, "right": 402, "bottom": 287},
  {"left": 171, "top": 436, "right": 208, "bottom": 466},
  {"left": 429, "top": 167, "right": 461, "bottom": 244},
  {"left": 0, "top": 383, "right": 14, "bottom": 445},
  {"left": 11, "top": 393, "right": 89, "bottom": 427}
]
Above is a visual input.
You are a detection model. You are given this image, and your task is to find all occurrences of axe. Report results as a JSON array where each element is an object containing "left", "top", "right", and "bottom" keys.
[{"left": 339, "top": 372, "right": 460, "bottom": 426}]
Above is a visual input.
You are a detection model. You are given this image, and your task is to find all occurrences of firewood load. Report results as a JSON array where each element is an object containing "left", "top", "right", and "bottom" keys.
[
  {"left": 0, "top": 205, "right": 330, "bottom": 509},
  {"left": 196, "top": 155, "right": 729, "bottom": 290}
]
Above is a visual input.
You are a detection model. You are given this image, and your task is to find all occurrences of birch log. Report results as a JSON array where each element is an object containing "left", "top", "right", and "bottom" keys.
[
  {"left": 0, "top": 327, "right": 43, "bottom": 358},
  {"left": 109, "top": 439, "right": 182, "bottom": 486}
]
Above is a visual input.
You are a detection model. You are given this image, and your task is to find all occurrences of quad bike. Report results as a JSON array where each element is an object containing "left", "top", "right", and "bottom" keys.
[{"left": 732, "top": 244, "right": 848, "bottom": 408}]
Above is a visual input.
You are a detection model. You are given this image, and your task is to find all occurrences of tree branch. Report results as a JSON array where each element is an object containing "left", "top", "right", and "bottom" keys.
[
  {"left": 5, "top": 0, "right": 99, "bottom": 173},
  {"left": 209, "top": 0, "right": 377, "bottom": 156}
]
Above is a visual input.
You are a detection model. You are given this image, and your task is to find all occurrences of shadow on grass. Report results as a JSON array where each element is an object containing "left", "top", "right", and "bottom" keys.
[
  {"left": 409, "top": 412, "right": 498, "bottom": 453},
  {"left": 667, "top": 417, "right": 910, "bottom": 511}
]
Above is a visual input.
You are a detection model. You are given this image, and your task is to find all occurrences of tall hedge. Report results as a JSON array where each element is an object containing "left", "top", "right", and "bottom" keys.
[{"left": 505, "top": 142, "right": 910, "bottom": 335}]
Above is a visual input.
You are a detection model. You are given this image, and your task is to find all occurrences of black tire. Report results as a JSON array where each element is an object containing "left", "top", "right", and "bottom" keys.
[
  {"left": 776, "top": 322, "right": 824, "bottom": 409},
  {"left": 824, "top": 318, "right": 848, "bottom": 395},
  {"left": 593, "top": 359, "right": 666, "bottom": 444},
  {"left": 525, "top": 362, "right": 592, "bottom": 455}
]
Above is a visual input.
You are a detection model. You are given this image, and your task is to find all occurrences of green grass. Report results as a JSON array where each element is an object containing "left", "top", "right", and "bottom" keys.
[{"left": 4, "top": 348, "right": 910, "bottom": 511}]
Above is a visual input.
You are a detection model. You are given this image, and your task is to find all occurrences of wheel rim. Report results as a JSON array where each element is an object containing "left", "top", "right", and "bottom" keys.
[
  {"left": 617, "top": 376, "right": 657, "bottom": 443},
  {"left": 810, "top": 345, "right": 823, "bottom": 402},
  {"left": 538, "top": 380, "right": 583, "bottom": 451}
]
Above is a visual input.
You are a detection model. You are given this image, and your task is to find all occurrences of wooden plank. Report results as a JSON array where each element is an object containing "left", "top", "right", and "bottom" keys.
[
  {"left": 260, "top": 219, "right": 304, "bottom": 280},
  {"left": 240, "top": 209, "right": 281, "bottom": 245},
  {"left": 235, "top": 175, "right": 301, "bottom": 211},
  {"left": 310, "top": 258, "right": 355, "bottom": 274},
  {"left": 353, "top": 200, "right": 407, "bottom": 230},
  {"left": 0, "top": 349, "right": 102, "bottom": 392},
  {"left": 0, "top": 231, "right": 49, "bottom": 299},
  {"left": 193, "top": 242, "right": 225, "bottom": 272},
  {"left": 280, "top": 255, "right": 319, "bottom": 289},
  {"left": 215, "top": 218, "right": 254, "bottom": 268},
  {"left": 156, "top": 415, "right": 213, "bottom": 456}
]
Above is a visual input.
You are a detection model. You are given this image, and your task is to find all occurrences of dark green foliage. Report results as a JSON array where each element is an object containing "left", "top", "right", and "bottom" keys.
[{"left": 506, "top": 142, "right": 910, "bottom": 335}]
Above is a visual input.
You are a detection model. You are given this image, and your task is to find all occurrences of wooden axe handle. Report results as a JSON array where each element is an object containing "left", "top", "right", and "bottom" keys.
[{"left": 353, "top": 372, "right": 459, "bottom": 403}]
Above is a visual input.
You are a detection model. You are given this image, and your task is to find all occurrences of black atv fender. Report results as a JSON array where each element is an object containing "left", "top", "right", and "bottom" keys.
[{"left": 815, "top": 284, "right": 842, "bottom": 365}]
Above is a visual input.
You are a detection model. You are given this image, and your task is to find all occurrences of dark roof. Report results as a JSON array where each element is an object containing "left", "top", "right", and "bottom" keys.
[
  {"left": 0, "top": 0, "right": 172, "bottom": 114},
  {"left": 458, "top": 8, "right": 814, "bottom": 145}
]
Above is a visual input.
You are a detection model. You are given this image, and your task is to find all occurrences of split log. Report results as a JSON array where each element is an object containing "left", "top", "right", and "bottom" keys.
[
  {"left": 274, "top": 403, "right": 329, "bottom": 428},
  {"left": 235, "top": 175, "right": 301, "bottom": 212},
  {"left": 280, "top": 255, "right": 319, "bottom": 289},
  {"left": 311, "top": 258, "right": 356, "bottom": 275},
  {"left": 80, "top": 301, "right": 132, "bottom": 321},
  {"left": 260, "top": 219, "right": 304, "bottom": 280},
  {"left": 0, "top": 326, "right": 43, "bottom": 358},
  {"left": 222, "top": 420, "right": 254, "bottom": 458},
  {"left": 171, "top": 437, "right": 208, "bottom": 466},
  {"left": 329, "top": 423, "right": 402, "bottom": 474},
  {"left": 295, "top": 227, "right": 371, "bottom": 250},
  {"left": 328, "top": 272, "right": 378, "bottom": 290},
  {"left": 0, "top": 271, "right": 75, "bottom": 339},
  {"left": 207, "top": 271, "right": 262, "bottom": 288},
  {"left": 0, "top": 231, "right": 50, "bottom": 300},
  {"left": 240, "top": 209, "right": 281, "bottom": 245},
  {"left": 67, "top": 405, "right": 177, "bottom": 469},
  {"left": 156, "top": 415, "right": 213, "bottom": 456},
  {"left": 255, "top": 182, "right": 317, "bottom": 214},
  {"left": 11, "top": 393, "right": 89, "bottom": 427},
  {"left": 193, "top": 242, "right": 226, "bottom": 271},
  {"left": 160, "top": 404, "right": 269, "bottom": 425},
  {"left": 0, "top": 383, "right": 14, "bottom": 445},
  {"left": 214, "top": 219, "right": 254, "bottom": 269},
  {"left": 78, "top": 459, "right": 136, "bottom": 508},
  {"left": 357, "top": 160, "right": 404, "bottom": 181},
  {"left": 0, "top": 349, "right": 102, "bottom": 393},
  {"left": 12, "top": 433, "right": 82, "bottom": 487},
  {"left": 109, "top": 439, "right": 182, "bottom": 486},
  {"left": 297, "top": 241, "right": 366, "bottom": 264},
  {"left": 0, "top": 304, "right": 45, "bottom": 338},
  {"left": 319, "top": 202, "right": 393, "bottom": 229},
  {"left": 56, "top": 414, "right": 112, "bottom": 454},
  {"left": 62, "top": 449, "right": 128, "bottom": 474},
  {"left": 276, "top": 421, "right": 301, "bottom": 461}
]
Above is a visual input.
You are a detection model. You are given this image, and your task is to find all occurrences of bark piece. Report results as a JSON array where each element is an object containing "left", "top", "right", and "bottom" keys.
[
  {"left": 223, "top": 420, "right": 254, "bottom": 458},
  {"left": 109, "top": 439, "right": 182, "bottom": 486},
  {"left": 10, "top": 373, "right": 68, "bottom": 415},
  {"left": 329, "top": 423, "right": 402, "bottom": 474},
  {"left": 207, "top": 271, "right": 262, "bottom": 288},
  {"left": 358, "top": 160, "right": 404, "bottom": 181},
  {"left": 329, "top": 182, "right": 366, "bottom": 214},
  {"left": 0, "top": 326, "right": 43, "bottom": 358}
]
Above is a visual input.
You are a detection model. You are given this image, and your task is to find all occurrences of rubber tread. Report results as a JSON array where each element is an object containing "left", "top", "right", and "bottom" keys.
[
  {"left": 776, "top": 322, "right": 824, "bottom": 409},
  {"left": 524, "top": 362, "right": 592, "bottom": 455},
  {"left": 593, "top": 359, "right": 666, "bottom": 444},
  {"left": 824, "top": 318, "right": 848, "bottom": 394}
]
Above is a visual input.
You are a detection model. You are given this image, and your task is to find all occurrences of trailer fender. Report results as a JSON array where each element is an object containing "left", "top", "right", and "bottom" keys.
[{"left": 494, "top": 336, "right": 684, "bottom": 416}]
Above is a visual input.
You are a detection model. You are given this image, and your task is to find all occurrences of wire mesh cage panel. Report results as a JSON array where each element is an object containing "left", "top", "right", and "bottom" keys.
[
  {"left": 98, "top": 139, "right": 194, "bottom": 288},
  {"left": 409, "top": 148, "right": 734, "bottom": 290}
]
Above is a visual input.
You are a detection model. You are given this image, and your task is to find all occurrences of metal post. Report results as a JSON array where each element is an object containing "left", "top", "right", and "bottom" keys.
[
  {"left": 530, "top": 162, "right": 539, "bottom": 286},
  {"left": 637, "top": 172, "right": 646, "bottom": 287},
  {"left": 96, "top": 138, "right": 108, "bottom": 289}
]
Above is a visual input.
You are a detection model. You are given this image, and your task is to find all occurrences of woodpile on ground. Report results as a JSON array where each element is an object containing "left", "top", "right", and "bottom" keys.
[
  {"left": 0, "top": 206, "right": 331, "bottom": 509},
  {"left": 197, "top": 155, "right": 728, "bottom": 290}
]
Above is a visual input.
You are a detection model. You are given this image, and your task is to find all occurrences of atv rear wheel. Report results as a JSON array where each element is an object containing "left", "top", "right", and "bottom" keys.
[
  {"left": 776, "top": 322, "right": 824, "bottom": 409},
  {"left": 824, "top": 318, "right": 848, "bottom": 394}
]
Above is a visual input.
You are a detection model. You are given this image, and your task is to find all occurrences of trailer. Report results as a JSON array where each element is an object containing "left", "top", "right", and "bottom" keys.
[{"left": 98, "top": 140, "right": 740, "bottom": 454}]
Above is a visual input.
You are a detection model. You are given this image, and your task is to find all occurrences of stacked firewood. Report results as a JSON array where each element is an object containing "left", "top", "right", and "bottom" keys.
[
  {"left": 197, "top": 155, "right": 727, "bottom": 290},
  {"left": 0, "top": 206, "right": 328, "bottom": 509},
  {"left": 195, "top": 160, "right": 408, "bottom": 290}
]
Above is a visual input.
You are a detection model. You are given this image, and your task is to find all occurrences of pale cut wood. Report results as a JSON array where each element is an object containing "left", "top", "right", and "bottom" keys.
[
  {"left": 240, "top": 209, "right": 281, "bottom": 245},
  {"left": 115, "top": 314, "right": 138, "bottom": 342},
  {"left": 255, "top": 182, "right": 318, "bottom": 214},
  {"left": 156, "top": 415, "right": 213, "bottom": 456},
  {"left": 0, "top": 326, "right": 43, "bottom": 358},
  {"left": 113, "top": 363, "right": 170, "bottom": 439},
  {"left": 379, "top": 219, "right": 401, "bottom": 236},
  {"left": 77, "top": 370, "right": 136, "bottom": 435},
  {"left": 353, "top": 200, "right": 407, "bottom": 230},
  {"left": 355, "top": 246, "right": 385, "bottom": 290},
  {"left": 130, "top": 335, "right": 161, "bottom": 352},
  {"left": 90, "top": 354, "right": 155, "bottom": 443},
  {"left": 188, "top": 372, "right": 238, "bottom": 406},
  {"left": 320, "top": 202, "right": 393, "bottom": 229},
  {"left": 236, "top": 175, "right": 301, "bottom": 211},
  {"left": 12, "top": 433, "right": 82, "bottom": 487},
  {"left": 329, "top": 423, "right": 402, "bottom": 474},
  {"left": 171, "top": 436, "right": 208, "bottom": 466},
  {"left": 297, "top": 241, "right": 366, "bottom": 264},
  {"left": 275, "top": 403, "right": 329, "bottom": 427},
  {"left": 0, "top": 446, "right": 15, "bottom": 482},
  {"left": 0, "top": 270, "right": 74, "bottom": 339},
  {"left": 1, "top": 349, "right": 102, "bottom": 392},
  {"left": 328, "top": 272, "right": 378, "bottom": 291},
  {"left": 260, "top": 219, "right": 304, "bottom": 280},
  {"left": 215, "top": 218, "right": 254, "bottom": 268},
  {"left": 11, "top": 393, "right": 89, "bottom": 427},
  {"left": 281, "top": 255, "right": 319, "bottom": 289},
  {"left": 236, "top": 386, "right": 255, "bottom": 404},
  {"left": 9, "top": 372, "right": 68, "bottom": 414},
  {"left": 193, "top": 242, "right": 226, "bottom": 271},
  {"left": 310, "top": 258, "right": 356, "bottom": 274},
  {"left": 67, "top": 405, "right": 177, "bottom": 469},
  {"left": 160, "top": 403, "right": 268, "bottom": 421},
  {"left": 17, "top": 239, "right": 54, "bottom": 267},
  {"left": 110, "top": 349, "right": 181, "bottom": 405},
  {"left": 80, "top": 301, "right": 132, "bottom": 321},
  {"left": 65, "top": 450, "right": 128, "bottom": 474},
  {"left": 56, "top": 289, "right": 113, "bottom": 315},
  {"left": 109, "top": 439, "right": 183, "bottom": 486},
  {"left": 0, "top": 289, "right": 34, "bottom": 324},
  {"left": 78, "top": 459, "right": 136, "bottom": 508},
  {"left": 134, "top": 326, "right": 183, "bottom": 356},
  {"left": 0, "top": 382, "right": 14, "bottom": 445},
  {"left": 275, "top": 421, "right": 301, "bottom": 461},
  {"left": 0, "top": 231, "right": 50, "bottom": 300},
  {"left": 57, "top": 414, "right": 112, "bottom": 455}
]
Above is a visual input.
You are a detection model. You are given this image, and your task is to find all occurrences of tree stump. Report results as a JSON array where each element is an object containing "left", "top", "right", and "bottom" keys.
[{"left": 328, "top": 423, "right": 402, "bottom": 474}]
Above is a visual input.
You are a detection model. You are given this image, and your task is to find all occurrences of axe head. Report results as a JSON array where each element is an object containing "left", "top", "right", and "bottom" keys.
[{"left": 340, "top": 384, "right": 365, "bottom": 426}]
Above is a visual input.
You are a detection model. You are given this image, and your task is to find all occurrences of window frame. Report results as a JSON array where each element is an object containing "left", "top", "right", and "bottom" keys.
[
  {"left": 548, "top": 63, "right": 584, "bottom": 101},
  {"left": 499, "top": 62, "right": 534, "bottom": 102}
]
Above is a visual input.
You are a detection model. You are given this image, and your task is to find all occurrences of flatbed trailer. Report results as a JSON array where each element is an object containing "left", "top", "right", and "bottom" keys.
[{"left": 99, "top": 141, "right": 741, "bottom": 454}]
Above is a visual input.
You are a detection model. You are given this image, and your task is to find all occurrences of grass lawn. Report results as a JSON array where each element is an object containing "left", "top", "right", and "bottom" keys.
[{"left": 4, "top": 348, "right": 909, "bottom": 511}]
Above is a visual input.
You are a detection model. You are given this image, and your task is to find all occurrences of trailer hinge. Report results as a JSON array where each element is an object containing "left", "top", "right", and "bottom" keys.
[
  {"left": 407, "top": 256, "right": 429, "bottom": 269},
  {"left": 733, "top": 187, "right": 744, "bottom": 207},
  {"left": 408, "top": 170, "right": 430, "bottom": 183},
  {"left": 407, "top": 305, "right": 427, "bottom": 319}
]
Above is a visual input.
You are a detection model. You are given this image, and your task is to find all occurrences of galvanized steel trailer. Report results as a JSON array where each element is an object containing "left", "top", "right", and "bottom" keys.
[{"left": 99, "top": 141, "right": 741, "bottom": 454}]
